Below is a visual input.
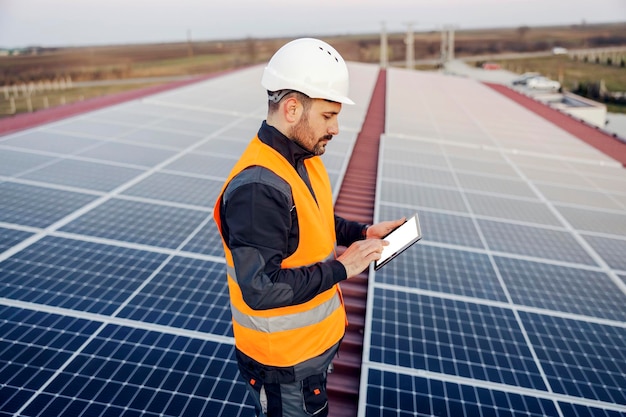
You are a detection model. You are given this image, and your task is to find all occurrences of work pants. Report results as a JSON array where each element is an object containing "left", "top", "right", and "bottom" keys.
[{"left": 243, "top": 370, "right": 329, "bottom": 417}]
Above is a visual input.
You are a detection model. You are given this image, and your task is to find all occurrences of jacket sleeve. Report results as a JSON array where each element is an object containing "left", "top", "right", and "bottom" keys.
[
  {"left": 221, "top": 167, "right": 347, "bottom": 310},
  {"left": 334, "top": 215, "right": 368, "bottom": 247}
]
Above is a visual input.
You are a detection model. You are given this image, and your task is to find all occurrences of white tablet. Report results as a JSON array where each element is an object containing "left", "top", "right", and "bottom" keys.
[{"left": 374, "top": 213, "right": 422, "bottom": 270}]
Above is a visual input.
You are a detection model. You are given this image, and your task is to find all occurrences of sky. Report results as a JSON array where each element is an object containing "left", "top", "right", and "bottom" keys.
[{"left": 0, "top": 0, "right": 625, "bottom": 48}]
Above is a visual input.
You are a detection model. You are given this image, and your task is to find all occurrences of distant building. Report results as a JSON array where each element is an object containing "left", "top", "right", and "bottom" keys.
[{"left": 540, "top": 91, "right": 607, "bottom": 128}]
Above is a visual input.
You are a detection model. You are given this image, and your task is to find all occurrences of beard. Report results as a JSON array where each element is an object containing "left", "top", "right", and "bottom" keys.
[{"left": 289, "top": 112, "right": 332, "bottom": 156}]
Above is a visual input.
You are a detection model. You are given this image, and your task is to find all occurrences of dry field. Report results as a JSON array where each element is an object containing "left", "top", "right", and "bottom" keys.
[{"left": 1, "top": 22, "right": 625, "bottom": 117}]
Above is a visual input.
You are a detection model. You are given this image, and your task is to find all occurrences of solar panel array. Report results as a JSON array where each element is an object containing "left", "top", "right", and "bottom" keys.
[
  {"left": 0, "top": 63, "right": 379, "bottom": 417},
  {"left": 361, "top": 68, "right": 626, "bottom": 416},
  {"left": 2, "top": 61, "right": 625, "bottom": 417}
]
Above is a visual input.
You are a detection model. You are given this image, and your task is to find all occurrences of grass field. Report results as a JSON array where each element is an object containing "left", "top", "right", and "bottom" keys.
[
  {"left": 0, "top": 82, "right": 163, "bottom": 116},
  {"left": 490, "top": 54, "right": 626, "bottom": 113},
  {"left": 1, "top": 22, "right": 625, "bottom": 117}
]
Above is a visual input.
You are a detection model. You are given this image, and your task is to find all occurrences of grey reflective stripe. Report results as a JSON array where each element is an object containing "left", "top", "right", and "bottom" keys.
[
  {"left": 231, "top": 291, "right": 342, "bottom": 333},
  {"left": 227, "top": 265, "right": 237, "bottom": 283}
]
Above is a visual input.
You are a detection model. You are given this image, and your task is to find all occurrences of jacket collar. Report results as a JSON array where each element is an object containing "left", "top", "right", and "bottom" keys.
[{"left": 258, "top": 120, "right": 314, "bottom": 169}]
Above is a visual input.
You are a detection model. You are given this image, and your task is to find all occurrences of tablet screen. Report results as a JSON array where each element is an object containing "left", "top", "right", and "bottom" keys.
[{"left": 374, "top": 213, "right": 422, "bottom": 270}]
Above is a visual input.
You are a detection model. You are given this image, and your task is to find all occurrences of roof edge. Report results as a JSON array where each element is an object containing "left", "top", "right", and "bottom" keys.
[
  {"left": 485, "top": 82, "right": 626, "bottom": 168},
  {"left": 0, "top": 69, "right": 236, "bottom": 137}
]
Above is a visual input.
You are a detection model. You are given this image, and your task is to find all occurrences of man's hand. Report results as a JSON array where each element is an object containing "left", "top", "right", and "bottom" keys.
[
  {"left": 366, "top": 217, "right": 406, "bottom": 239},
  {"left": 338, "top": 239, "right": 388, "bottom": 278}
]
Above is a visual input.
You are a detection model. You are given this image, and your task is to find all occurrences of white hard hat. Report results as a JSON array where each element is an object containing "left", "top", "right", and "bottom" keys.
[{"left": 262, "top": 38, "right": 354, "bottom": 105}]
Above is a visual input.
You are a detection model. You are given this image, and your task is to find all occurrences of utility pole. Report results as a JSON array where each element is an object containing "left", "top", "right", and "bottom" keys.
[
  {"left": 440, "top": 25, "right": 457, "bottom": 64},
  {"left": 380, "top": 21, "right": 388, "bottom": 69},
  {"left": 440, "top": 27, "right": 448, "bottom": 64},
  {"left": 404, "top": 22, "right": 415, "bottom": 70},
  {"left": 187, "top": 29, "right": 194, "bottom": 58},
  {"left": 448, "top": 26, "right": 455, "bottom": 61}
]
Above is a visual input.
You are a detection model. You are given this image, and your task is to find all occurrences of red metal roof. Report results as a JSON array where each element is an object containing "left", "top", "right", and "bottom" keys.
[{"left": 0, "top": 71, "right": 233, "bottom": 136}]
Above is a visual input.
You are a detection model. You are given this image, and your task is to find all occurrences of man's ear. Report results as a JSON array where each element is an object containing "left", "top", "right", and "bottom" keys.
[{"left": 283, "top": 97, "right": 300, "bottom": 123}]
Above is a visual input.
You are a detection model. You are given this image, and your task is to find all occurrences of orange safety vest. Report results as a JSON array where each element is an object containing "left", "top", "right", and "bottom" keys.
[{"left": 213, "top": 136, "right": 346, "bottom": 368}]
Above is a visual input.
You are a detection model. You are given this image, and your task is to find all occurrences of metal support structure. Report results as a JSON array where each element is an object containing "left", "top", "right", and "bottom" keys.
[
  {"left": 440, "top": 29, "right": 448, "bottom": 64},
  {"left": 404, "top": 22, "right": 415, "bottom": 69},
  {"left": 448, "top": 27, "right": 455, "bottom": 60},
  {"left": 380, "top": 22, "right": 388, "bottom": 69},
  {"left": 440, "top": 25, "right": 456, "bottom": 64}
]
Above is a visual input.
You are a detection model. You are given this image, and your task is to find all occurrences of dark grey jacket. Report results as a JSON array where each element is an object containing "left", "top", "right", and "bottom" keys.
[{"left": 219, "top": 121, "right": 367, "bottom": 311}]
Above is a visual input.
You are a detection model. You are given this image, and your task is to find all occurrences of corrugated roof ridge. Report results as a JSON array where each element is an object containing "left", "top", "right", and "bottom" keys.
[{"left": 328, "top": 68, "right": 387, "bottom": 417}]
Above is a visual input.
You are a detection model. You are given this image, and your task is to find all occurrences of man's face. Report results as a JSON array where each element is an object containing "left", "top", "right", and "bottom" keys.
[{"left": 290, "top": 99, "right": 341, "bottom": 156}]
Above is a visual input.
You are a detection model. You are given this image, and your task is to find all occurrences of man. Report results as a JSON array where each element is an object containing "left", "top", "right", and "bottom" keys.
[{"left": 213, "top": 38, "right": 404, "bottom": 417}]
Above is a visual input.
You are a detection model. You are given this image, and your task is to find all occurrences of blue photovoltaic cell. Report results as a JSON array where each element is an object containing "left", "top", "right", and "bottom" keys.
[
  {"left": 22, "top": 159, "right": 145, "bottom": 192},
  {"left": 0, "top": 130, "right": 104, "bottom": 154},
  {"left": 558, "top": 206, "right": 626, "bottom": 236},
  {"left": 380, "top": 180, "right": 469, "bottom": 212},
  {"left": 382, "top": 161, "right": 457, "bottom": 188},
  {"left": 320, "top": 152, "right": 346, "bottom": 173},
  {"left": 49, "top": 118, "right": 140, "bottom": 138},
  {"left": 118, "top": 257, "right": 232, "bottom": 336},
  {"left": 151, "top": 116, "right": 226, "bottom": 136},
  {"left": 465, "top": 193, "right": 562, "bottom": 226},
  {"left": 76, "top": 141, "right": 177, "bottom": 167},
  {"left": 327, "top": 171, "right": 340, "bottom": 190},
  {"left": 363, "top": 369, "right": 560, "bottom": 417},
  {"left": 0, "top": 236, "right": 168, "bottom": 315},
  {"left": 584, "top": 235, "right": 626, "bottom": 271},
  {"left": 59, "top": 198, "right": 210, "bottom": 249},
  {"left": 520, "top": 311, "right": 626, "bottom": 405},
  {"left": 377, "top": 204, "right": 485, "bottom": 249},
  {"left": 20, "top": 324, "right": 250, "bottom": 417},
  {"left": 181, "top": 220, "right": 225, "bottom": 257},
  {"left": 196, "top": 138, "right": 251, "bottom": 157},
  {"left": 162, "top": 152, "right": 238, "bottom": 178},
  {"left": 375, "top": 245, "right": 507, "bottom": 302},
  {"left": 456, "top": 171, "right": 537, "bottom": 198},
  {"left": 558, "top": 402, "right": 626, "bottom": 417},
  {"left": 118, "top": 127, "right": 205, "bottom": 150},
  {"left": 0, "top": 306, "right": 101, "bottom": 416},
  {"left": 478, "top": 219, "right": 598, "bottom": 265},
  {"left": 448, "top": 156, "right": 519, "bottom": 178},
  {"left": 383, "top": 144, "right": 448, "bottom": 169},
  {"left": 369, "top": 288, "right": 546, "bottom": 390},
  {"left": 0, "top": 182, "right": 96, "bottom": 228},
  {"left": 0, "top": 149, "right": 54, "bottom": 176},
  {"left": 0, "top": 227, "right": 33, "bottom": 252},
  {"left": 85, "top": 107, "right": 169, "bottom": 126},
  {"left": 122, "top": 172, "right": 224, "bottom": 208},
  {"left": 496, "top": 256, "right": 626, "bottom": 321}
]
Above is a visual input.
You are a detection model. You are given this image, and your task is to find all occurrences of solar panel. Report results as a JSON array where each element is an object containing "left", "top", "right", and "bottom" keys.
[
  {"left": 363, "top": 369, "right": 562, "bottom": 417},
  {"left": 23, "top": 159, "right": 145, "bottom": 192},
  {"left": 0, "top": 63, "right": 380, "bottom": 417},
  {"left": 0, "top": 182, "right": 98, "bottom": 228},
  {"left": 0, "top": 305, "right": 248, "bottom": 417},
  {"left": 361, "top": 68, "right": 626, "bottom": 417},
  {"left": 0, "top": 227, "right": 34, "bottom": 252}
]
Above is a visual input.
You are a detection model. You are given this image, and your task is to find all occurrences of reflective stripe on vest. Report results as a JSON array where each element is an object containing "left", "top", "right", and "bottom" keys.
[
  {"left": 226, "top": 250, "right": 338, "bottom": 333},
  {"left": 214, "top": 136, "right": 346, "bottom": 368},
  {"left": 231, "top": 283, "right": 342, "bottom": 333}
]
